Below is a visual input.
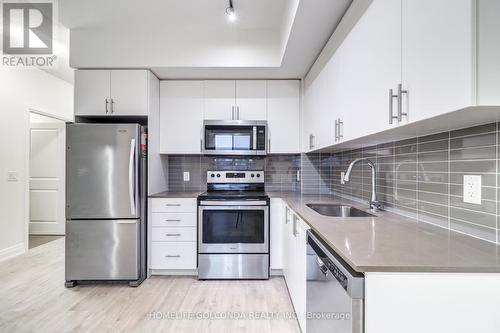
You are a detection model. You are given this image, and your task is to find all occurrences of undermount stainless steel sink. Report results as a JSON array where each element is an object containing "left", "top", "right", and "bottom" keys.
[{"left": 306, "top": 203, "right": 376, "bottom": 217}]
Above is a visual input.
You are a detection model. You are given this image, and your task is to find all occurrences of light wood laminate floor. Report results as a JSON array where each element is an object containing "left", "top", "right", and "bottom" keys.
[
  {"left": 28, "top": 235, "right": 63, "bottom": 249},
  {"left": 0, "top": 238, "right": 300, "bottom": 332}
]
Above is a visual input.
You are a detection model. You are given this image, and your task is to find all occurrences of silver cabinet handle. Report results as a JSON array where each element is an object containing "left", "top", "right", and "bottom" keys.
[
  {"left": 334, "top": 119, "right": 338, "bottom": 142},
  {"left": 292, "top": 214, "right": 298, "bottom": 237},
  {"left": 338, "top": 118, "right": 343, "bottom": 140},
  {"left": 309, "top": 134, "right": 315, "bottom": 149},
  {"left": 165, "top": 203, "right": 181, "bottom": 206},
  {"left": 105, "top": 98, "right": 109, "bottom": 114},
  {"left": 237, "top": 106, "right": 240, "bottom": 120},
  {"left": 165, "top": 255, "right": 181, "bottom": 258},
  {"left": 165, "top": 233, "right": 181, "bottom": 237},
  {"left": 268, "top": 138, "right": 271, "bottom": 153},
  {"left": 128, "top": 139, "right": 136, "bottom": 216},
  {"left": 232, "top": 106, "right": 235, "bottom": 120},
  {"left": 397, "top": 83, "right": 408, "bottom": 122},
  {"left": 165, "top": 219, "right": 181, "bottom": 222},
  {"left": 389, "top": 88, "right": 398, "bottom": 124},
  {"left": 200, "top": 139, "right": 203, "bottom": 153},
  {"left": 110, "top": 98, "right": 115, "bottom": 113}
]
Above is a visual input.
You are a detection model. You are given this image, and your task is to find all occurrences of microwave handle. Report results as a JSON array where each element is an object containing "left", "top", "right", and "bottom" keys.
[{"left": 253, "top": 126, "right": 257, "bottom": 150}]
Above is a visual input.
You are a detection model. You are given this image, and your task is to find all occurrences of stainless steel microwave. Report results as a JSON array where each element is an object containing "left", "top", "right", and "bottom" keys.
[{"left": 202, "top": 120, "right": 267, "bottom": 156}]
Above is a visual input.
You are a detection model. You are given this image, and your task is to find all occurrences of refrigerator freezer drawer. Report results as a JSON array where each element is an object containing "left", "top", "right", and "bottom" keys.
[{"left": 66, "top": 219, "right": 140, "bottom": 281}]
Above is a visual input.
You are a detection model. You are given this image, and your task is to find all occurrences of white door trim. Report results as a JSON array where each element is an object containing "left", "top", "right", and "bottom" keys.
[{"left": 25, "top": 109, "right": 69, "bottom": 251}]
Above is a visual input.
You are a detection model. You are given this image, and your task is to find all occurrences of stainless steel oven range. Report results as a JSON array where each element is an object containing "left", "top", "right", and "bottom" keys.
[{"left": 198, "top": 170, "right": 269, "bottom": 279}]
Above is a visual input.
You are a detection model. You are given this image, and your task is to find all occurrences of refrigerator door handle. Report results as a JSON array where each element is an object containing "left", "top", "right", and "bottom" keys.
[{"left": 129, "top": 139, "right": 136, "bottom": 216}]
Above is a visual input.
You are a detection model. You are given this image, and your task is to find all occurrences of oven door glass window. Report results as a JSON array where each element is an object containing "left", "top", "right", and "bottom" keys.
[
  {"left": 202, "top": 210, "right": 264, "bottom": 243},
  {"left": 205, "top": 126, "right": 253, "bottom": 151}
]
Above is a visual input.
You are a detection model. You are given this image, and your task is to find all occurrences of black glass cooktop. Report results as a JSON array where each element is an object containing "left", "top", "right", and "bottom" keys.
[{"left": 198, "top": 190, "right": 269, "bottom": 200}]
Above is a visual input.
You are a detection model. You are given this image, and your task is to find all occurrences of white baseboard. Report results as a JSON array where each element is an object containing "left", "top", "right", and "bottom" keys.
[
  {"left": 150, "top": 269, "right": 198, "bottom": 276},
  {"left": 149, "top": 269, "right": 282, "bottom": 277},
  {"left": 0, "top": 243, "right": 25, "bottom": 262}
]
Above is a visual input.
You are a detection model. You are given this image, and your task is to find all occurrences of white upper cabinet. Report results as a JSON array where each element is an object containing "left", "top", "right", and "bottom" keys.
[
  {"left": 204, "top": 80, "right": 267, "bottom": 121},
  {"left": 338, "top": 0, "right": 402, "bottom": 140},
  {"left": 109, "top": 70, "right": 148, "bottom": 115},
  {"left": 477, "top": 0, "right": 500, "bottom": 105},
  {"left": 304, "top": 0, "right": 401, "bottom": 152},
  {"left": 203, "top": 80, "right": 235, "bottom": 120},
  {"left": 74, "top": 70, "right": 111, "bottom": 116},
  {"left": 235, "top": 80, "right": 267, "bottom": 120},
  {"left": 156, "top": 80, "right": 300, "bottom": 154},
  {"left": 75, "top": 69, "right": 150, "bottom": 116},
  {"left": 402, "top": 0, "right": 474, "bottom": 123},
  {"left": 267, "top": 80, "right": 301, "bottom": 154},
  {"left": 303, "top": 0, "right": 500, "bottom": 152},
  {"left": 160, "top": 81, "right": 204, "bottom": 154}
]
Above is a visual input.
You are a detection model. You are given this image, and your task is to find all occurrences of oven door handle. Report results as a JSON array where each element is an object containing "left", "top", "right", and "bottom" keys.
[{"left": 199, "top": 200, "right": 268, "bottom": 206}]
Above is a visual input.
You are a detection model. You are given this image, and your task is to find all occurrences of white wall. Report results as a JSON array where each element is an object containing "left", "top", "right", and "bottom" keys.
[{"left": 0, "top": 67, "right": 73, "bottom": 259}]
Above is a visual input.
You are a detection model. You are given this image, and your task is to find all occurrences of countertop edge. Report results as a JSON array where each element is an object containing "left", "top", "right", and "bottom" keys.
[{"left": 271, "top": 193, "right": 500, "bottom": 274}]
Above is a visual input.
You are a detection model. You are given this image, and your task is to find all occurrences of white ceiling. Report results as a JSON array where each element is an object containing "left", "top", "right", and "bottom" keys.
[{"left": 59, "top": 0, "right": 352, "bottom": 79}]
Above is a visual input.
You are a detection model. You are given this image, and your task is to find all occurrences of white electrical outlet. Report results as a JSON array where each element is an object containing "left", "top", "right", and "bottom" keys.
[
  {"left": 340, "top": 172, "right": 345, "bottom": 185},
  {"left": 7, "top": 171, "right": 18, "bottom": 182},
  {"left": 463, "top": 175, "right": 481, "bottom": 204},
  {"left": 183, "top": 171, "right": 190, "bottom": 182}
]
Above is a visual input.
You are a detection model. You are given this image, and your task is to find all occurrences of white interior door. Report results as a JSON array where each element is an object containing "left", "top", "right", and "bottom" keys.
[{"left": 29, "top": 118, "right": 65, "bottom": 235}]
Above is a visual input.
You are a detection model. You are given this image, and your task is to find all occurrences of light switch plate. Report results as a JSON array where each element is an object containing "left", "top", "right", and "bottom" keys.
[
  {"left": 7, "top": 171, "right": 18, "bottom": 182},
  {"left": 183, "top": 171, "right": 190, "bottom": 182},
  {"left": 340, "top": 172, "right": 345, "bottom": 185},
  {"left": 463, "top": 175, "right": 481, "bottom": 204}
]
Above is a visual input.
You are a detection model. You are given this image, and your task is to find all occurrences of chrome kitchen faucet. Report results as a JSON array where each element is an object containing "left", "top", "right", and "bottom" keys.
[{"left": 343, "top": 158, "right": 383, "bottom": 211}]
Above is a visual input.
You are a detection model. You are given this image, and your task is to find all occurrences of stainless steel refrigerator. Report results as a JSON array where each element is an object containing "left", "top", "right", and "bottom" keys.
[{"left": 65, "top": 123, "right": 147, "bottom": 287}]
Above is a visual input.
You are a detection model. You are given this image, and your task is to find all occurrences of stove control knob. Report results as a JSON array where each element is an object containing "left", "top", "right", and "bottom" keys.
[
  {"left": 251, "top": 173, "right": 255, "bottom": 178},
  {"left": 216, "top": 173, "right": 221, "bottom": 178},
  {"left": 256, "top": 173, "right": 261, "bottom": 178},
  {"left": 211, "top": 173, "right": 215, "bottom": 178}
]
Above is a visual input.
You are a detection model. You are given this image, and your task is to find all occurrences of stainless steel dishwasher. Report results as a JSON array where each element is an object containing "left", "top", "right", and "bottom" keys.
[{"left": 306, "top": 230, "right": 365, "bottom": 333}]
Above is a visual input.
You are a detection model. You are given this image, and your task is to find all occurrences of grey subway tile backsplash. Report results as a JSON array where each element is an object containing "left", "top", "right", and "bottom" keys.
[
  {"left": 450, "top": 133, "right": 496, "bottom": 149},
  {"left": 302, "top": 121, "right": 500, "bottom": 244},
  {"left": 166, "top": 154, "right": 300, "bottom": 193}
]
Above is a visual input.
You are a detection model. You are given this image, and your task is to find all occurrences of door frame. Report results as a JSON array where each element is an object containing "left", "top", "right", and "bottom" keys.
[{"left": 25, "top": 108, "right": 72, "bottom": 251}]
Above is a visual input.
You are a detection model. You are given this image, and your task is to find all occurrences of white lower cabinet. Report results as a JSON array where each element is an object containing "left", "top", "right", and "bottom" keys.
[
  {"left": 270, "top": 198, "right": 283, "bottom": 270},
  {"left": 151, "top": 242, "right": 197, "bottom": 270},
  {"left": 150, "top": 198, "right": 197, "bottom": 271},
  {"left": 151, "top": 227, "right": 196, "bottom": 242},
  {"left": 365, "top": 272, "right": 500, "bottom": 333},
  {"left": 278, "top": 200, "right": 310, "bottom": 333}
]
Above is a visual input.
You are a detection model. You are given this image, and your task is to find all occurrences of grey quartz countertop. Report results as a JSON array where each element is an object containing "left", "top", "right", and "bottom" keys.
[
  {"left": 149, "top": 191, "right": 202, "bottom": 198},
  {"left": 267, "top": 191, "right": 500, "bottom": 273}
]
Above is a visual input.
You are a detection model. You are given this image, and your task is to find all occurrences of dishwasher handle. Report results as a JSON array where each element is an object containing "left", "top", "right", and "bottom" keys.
[{"left": 316, "top": 256, "right": 329, "bottom": 276}]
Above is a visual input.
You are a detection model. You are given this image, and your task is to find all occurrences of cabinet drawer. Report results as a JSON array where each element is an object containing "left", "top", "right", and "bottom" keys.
[
  {"left": 151, "top": 212, "right": 197, "bottom": 227},
  {"left": 151, "top": 198, "right": 197, "bottom": 212},
  {"left": 151, "top": 242, "right": 197, "bottom": 270},
  {"left": 151, "top": 227, "right": 196, "bottom": 242}
]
